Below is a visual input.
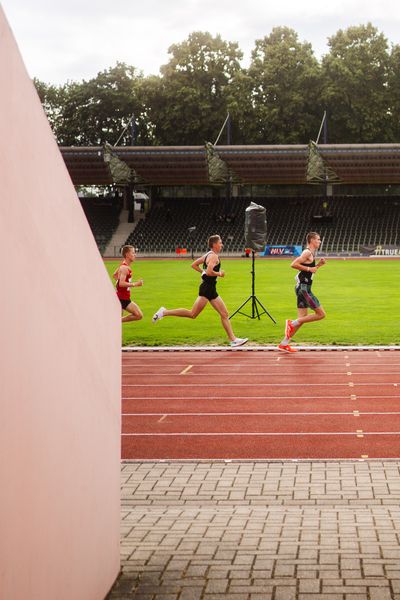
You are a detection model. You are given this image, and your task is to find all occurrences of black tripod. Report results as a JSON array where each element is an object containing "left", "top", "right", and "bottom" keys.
[{"left": 229, "top": 251, "right": 276, "bottom": 322}]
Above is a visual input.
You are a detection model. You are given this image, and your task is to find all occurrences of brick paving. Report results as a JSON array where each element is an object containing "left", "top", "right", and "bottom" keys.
[{"left": 107, "top": 461, "right": 400, "bottom": 599}]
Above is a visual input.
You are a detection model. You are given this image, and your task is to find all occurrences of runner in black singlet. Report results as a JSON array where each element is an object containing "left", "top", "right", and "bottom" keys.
[
  {"left": 294, "top": 250, "right": 321, "bottom": 311},
  {"left": 152, "top": 235, "right": 248, "bottom": 347},
  {"left": 278, "top": 232, "right": 327, "bottom": 353},
  {"left": 198, "top": 249, "right": 221, "bottom": 300}
]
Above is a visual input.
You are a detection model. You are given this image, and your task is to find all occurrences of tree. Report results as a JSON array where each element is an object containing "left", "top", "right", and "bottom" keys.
[
  {"left": 34, "top": 78, "right": 69, "bottom": 140},
  {"left": 142, "top": 31, "right": 243, "bottom": 145},
  {"left": 240, "top": 27, "right": 322, "bottom": 144},
  {"left": 224, "top": 70, "right": 258, "bottom": 144},
  {"left": 388, "top": 44, "right": 400, "bottom": 141},
  {"left": 35, "top": 63, "right": 150, "bottom": 146},
  {"left": 321, "top": 24, "right": 391, "bottom": 142}
]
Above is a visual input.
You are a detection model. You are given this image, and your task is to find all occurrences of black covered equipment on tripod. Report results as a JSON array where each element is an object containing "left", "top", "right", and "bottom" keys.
[
  {"left": 244, "top": 202, "right": 267, "bottom": 251},
  {"left": 229, "top": 202, "right": 275, "bottom": 323}
]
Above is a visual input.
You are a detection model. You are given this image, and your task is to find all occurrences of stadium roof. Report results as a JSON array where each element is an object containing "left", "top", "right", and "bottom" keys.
[{"left": 61, "top": 144, "right": 400, "bottom": 186}]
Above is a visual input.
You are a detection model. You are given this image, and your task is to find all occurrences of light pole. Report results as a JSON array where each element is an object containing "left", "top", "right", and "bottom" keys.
[{"left": 188, "top": 226, "right": 196, "bottom": 260}]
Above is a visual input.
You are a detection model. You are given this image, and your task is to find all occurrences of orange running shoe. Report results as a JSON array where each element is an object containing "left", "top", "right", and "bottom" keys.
[
  {"left": 278, "top": 344, "right": 298, "bottom": 353},
  {"left": 285, "top": 319, "right": 295, "bottom": 339}
]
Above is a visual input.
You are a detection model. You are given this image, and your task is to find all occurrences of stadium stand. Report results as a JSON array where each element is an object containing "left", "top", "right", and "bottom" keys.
[
  {"left": 80, "top": 197, "right": 121, "bottom": 255},
  {"left": 122, "top": 196, "right": 400, "bottom": 255},
  {"left": 124, "top": 198, "right": 244, "bottom": 254}
]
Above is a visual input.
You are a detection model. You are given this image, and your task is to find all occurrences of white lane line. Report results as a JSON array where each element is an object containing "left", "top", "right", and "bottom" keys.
[
  {"left": 122, "top": 394, "right": 400, "bottom": 400},
  {"left": 122, "top": 370, "right": 400, "bottom": 376},
  {"left": 355, "top": 383, "right": 399, "bottom": 386},
  {"left": 121, "top": 431, "right": 400, "bottom": 437},
  {"left": 122, "top": 345, "right": 400, "bottom": 352},
  {"left": 122, "top": 382, "right": 400, "bottom": 387},
  {"left": 122, "top": 411, "right": 400, "bottom": 416},
  {"left": 122, "top": 365, "right": 400, "bottom": 377},
  {"left": 342, "top": 363, "right": 400, "bottom": 366}
]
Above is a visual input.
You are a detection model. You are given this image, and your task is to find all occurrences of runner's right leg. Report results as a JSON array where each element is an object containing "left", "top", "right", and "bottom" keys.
[{"left": 156, "top": 296, "right": 208, "bottom": 319}]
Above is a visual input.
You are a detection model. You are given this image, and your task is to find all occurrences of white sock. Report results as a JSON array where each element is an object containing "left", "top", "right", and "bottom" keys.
[
  {"left": 292, "top": 320, "right": 299, "bottom": 327},
  {"left": 281, "top": 337, "right": 290, "bottom": 345}
]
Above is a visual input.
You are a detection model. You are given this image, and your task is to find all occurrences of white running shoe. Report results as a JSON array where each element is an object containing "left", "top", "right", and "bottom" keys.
[
  {"left": 229, "top": 337, "right": 248, "bottom": 347},
  {"left": 152, "top": 306, "right": 166, "bottom": 323}
]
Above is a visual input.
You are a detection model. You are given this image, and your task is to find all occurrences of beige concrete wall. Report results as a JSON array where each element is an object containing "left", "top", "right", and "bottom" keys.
[{"left": 0, "top": 8, "right": 121, "bottom": 600}]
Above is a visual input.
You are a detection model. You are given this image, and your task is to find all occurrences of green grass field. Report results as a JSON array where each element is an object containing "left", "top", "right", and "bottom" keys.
[{"left": 105, "top": 257, "right": 400, "bottom": 347}]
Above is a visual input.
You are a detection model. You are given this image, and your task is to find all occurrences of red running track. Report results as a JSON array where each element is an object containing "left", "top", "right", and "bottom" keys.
[{"left": 121, "top": 350, "right": 400, "bottom": 460}]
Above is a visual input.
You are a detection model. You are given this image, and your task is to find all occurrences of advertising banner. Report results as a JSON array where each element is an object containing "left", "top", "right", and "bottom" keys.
[
  {"left": 360, "top": 244, "right": 400, "bottom": 256},
  {"left": 262, "top": 245, "right": 302, "bottom": 257}
]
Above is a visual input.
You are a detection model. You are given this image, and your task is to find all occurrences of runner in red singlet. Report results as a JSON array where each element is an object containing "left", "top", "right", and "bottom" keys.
[{"left": 113, "top": 245, "right": 143, "bottom": 323}]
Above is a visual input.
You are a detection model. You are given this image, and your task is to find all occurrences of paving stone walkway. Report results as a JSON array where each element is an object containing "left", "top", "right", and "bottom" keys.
[{"left": 107, "top": 461, "right": 400, "bottom": 600}]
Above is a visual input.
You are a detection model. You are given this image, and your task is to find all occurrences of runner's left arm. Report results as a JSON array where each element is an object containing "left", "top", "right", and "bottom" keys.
[{"left": 191, "top": 254, "right": 206, "bottom": 273}]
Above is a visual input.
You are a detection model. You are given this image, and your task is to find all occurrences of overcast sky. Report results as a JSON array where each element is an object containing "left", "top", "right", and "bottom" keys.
[{"left": 2, "top": 0, "right": 400, "bottom": 85}]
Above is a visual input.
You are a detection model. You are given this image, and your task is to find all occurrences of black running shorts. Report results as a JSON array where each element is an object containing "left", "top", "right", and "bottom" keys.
[
  {"left": 295, "top": 284, "right": 320, "bottom": 310},
  {"left": 199, "top": 281, "right": 219, "bottom": 301},
  {"left": 119, "top": 298, "right": 132, "bottom": 309}
]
